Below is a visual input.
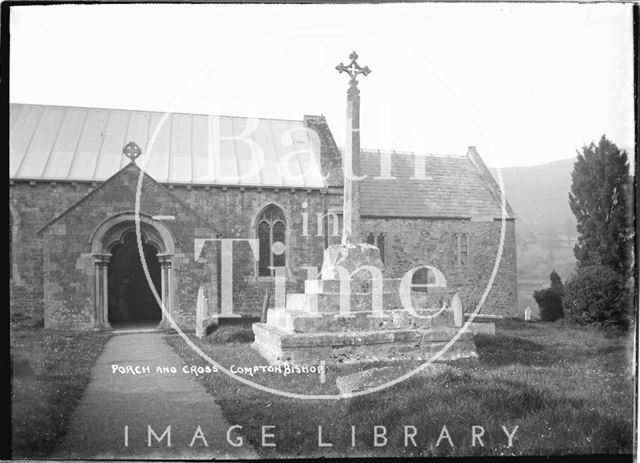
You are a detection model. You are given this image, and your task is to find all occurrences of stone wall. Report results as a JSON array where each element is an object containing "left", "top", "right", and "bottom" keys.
[
  {"left": 39, "top": 165, "right": 217, "bottom": 330},
  {"left": 10, "top": 170, "right": 518, "bottom": 329},
  {"left": 9, "top": 171, "right": 338, "bottom": 327},
  {"left": 169, "top": 186, "right": 331, "bottom": 316},
  {"left": 361, "top": 217, "right": 518, "bottom": 317},
  {"left": 10, "top": 182, "right": 93, "bottom": 326}
]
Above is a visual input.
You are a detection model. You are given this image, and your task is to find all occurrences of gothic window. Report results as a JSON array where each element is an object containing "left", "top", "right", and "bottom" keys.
[
  {"left": 365, "top": 232, "right": 386, "bottom": 264},
  {"left": 411, "top": 267, "right": 435, "bottom": 292},
  {"left": 257, "top": 205, "right": 287, "bottom": 277},
  {"left": 452, "top": 233, "right": 469, "bottom": 266}
]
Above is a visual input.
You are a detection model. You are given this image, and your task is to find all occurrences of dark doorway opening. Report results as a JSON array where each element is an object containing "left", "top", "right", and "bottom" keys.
[{"left": 108, "top": 232, "right": 162, "bottom": 326}]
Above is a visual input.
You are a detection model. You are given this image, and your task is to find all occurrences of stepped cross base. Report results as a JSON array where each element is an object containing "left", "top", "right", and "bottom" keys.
[{"left": 251, "top": 243, "right": 479, "bottom": 365}]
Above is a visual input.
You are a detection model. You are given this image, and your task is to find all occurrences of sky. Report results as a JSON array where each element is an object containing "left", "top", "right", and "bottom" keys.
[{"left": 9, "top": 3, "right": 635, "bottom": 168}]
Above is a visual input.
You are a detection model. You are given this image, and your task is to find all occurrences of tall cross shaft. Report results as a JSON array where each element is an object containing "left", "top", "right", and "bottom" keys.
[{"left": 336, "top": 51, "right": 371, "bottom": 245}]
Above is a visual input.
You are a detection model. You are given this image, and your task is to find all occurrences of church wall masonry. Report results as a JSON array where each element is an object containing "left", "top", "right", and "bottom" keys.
[
  {"left": 36, "top": 166, "right": 218, "bottom": 330},
  {"left": 10, "top": 182, "right": 93, "bottom": 326},
  {"left": 360, "top": 217, "right": 518, "bottom": 317},
  {"left": 10, "top": 179, "right": 518, "bottom": 328},
  {"left": 170, "top": 187, "right": 342, "bottom": 316},
  {"left": 9, "top": 179, "right": 345, "bottom": 327},
  {"left": 9, "top": 105, "right": 519, "bottom": 329}
]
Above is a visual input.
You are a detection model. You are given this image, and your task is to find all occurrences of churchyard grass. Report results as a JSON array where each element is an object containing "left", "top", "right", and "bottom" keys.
[
  {"left": 10, "top": 327, "right": 111, "bottom": 458},
  {"left": 166, "top": 319, "right": 634, "bottom": 457}
]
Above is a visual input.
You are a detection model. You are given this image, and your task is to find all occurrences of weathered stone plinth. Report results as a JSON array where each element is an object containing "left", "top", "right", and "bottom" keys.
[
  {"left": 252, "top": 281, "right": 478, "bottom": 366},
  {"left": 252, "top": 321, "right": 476, "bottom": 365},
  {"left": 252, "top": 243, "right": 478, "bottom": 366}
]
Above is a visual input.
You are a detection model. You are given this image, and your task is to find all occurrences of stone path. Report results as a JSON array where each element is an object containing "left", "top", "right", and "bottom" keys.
[{"left": 51, "top": 332, "right": 258, "bottom": 460}]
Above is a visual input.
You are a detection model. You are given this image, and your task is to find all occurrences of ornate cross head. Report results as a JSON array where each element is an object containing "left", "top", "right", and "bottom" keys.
[
  {"left": 336, "top": 51, "right": 371, "bottom": 89},
  {"left": 123, "top": 141, "right": 142, "bottom": 163}
]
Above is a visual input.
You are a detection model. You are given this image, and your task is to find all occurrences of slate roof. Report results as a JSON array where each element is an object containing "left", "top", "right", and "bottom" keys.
[
  {"left": 10, "top": 103, "right": 514, "bottom": 219},
  {"left": 359, "top": 150, "right": 513, "bottom": 219}
]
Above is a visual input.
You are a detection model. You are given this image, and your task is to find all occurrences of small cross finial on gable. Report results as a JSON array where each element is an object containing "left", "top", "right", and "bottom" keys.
[
  {"left": 336, "top": 50, "right": 371, "bottom": 89},
  {"left": 123, "top": 142, "right": 142, "bottom": 163}
]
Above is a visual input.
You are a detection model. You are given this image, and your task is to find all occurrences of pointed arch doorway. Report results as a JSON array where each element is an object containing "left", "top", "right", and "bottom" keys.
[{"left": 90, "top": 213, "right": 175, "bottom": 330}]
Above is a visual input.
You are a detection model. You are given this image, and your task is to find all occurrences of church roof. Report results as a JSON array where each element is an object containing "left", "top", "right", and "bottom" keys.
[
  {"left": 10, "top": 103, "right": 514, "bottom": 219},
  {"left": 359, "top": 149, "right": 514, "bottom": 219},
  {"left": 9, "top": 103, "right": 325, "bottom": 188}
]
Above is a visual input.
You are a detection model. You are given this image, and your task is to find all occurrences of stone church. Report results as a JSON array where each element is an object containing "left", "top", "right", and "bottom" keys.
[{"left": 9, "top": 103, "right": 517, "bottom": 331}]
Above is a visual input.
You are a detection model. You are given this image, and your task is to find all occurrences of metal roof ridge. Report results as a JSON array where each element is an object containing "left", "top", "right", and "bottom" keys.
[
  {"left": 14, "top": 106, "right": 45, "bottom": 177},
  {"left": 41, "top": 107, "right": 69, "bottom": 178},
  {"left": 10, "top": 102, "right": 306, "bottom": 124}
]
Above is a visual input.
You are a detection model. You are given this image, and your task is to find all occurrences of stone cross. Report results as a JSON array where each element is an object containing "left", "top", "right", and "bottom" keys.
[
  {"left": 123, "top": 141, "right": 142, "bottom": 163},
  {"left": 336, "top": 51, "right": 371, "bottom": 244}
]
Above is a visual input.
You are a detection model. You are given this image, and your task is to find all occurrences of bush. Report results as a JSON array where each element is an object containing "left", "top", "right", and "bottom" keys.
[
  {"left": 562, "top": 264, "right": 632, "bottom": 330},
  {"left": 533, "top": 270, "right": 565, "bottom": 321}
]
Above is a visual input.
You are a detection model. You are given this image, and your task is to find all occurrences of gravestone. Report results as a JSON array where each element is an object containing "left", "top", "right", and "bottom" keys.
[
  {"left": 451, "top": 293, "right": 464, "bottom": 327},
  {"left": 195, "top": 286, "right": 207, "bottom": 338}
]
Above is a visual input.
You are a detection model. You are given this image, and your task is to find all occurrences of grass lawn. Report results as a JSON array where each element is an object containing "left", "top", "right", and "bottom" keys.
[
  {"left": 10, "top": 326, "right": 112, "bottom": 458},
  {"left": 166, "top": 319, "right": 635, "bottom": 457}
]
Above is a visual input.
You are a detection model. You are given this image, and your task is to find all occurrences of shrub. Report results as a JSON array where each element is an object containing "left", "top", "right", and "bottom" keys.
[
  {"left": 533, "top": 270, "right": 565, "bottom": 321},
  {"left": 562, "top": 264, "right": 632, "bottom": 330}
]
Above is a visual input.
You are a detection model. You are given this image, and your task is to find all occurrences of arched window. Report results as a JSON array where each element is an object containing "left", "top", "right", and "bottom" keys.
[
  {"left": 257, "top": 204, "right": 287, "bottom": 277},
  {"left": 364, "top": 231, "right": 386, "bottom": 264},
  {"left": 411, "top": 268, "right": 435, "bottom": 293}
]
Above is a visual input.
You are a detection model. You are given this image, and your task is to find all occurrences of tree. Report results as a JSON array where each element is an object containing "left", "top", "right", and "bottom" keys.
[
  {"left": 549, "top": 269, "right": 565, "bottom": 297},
  {"left": 533, "top": 269, "right": 565, "bottom": 321},
  {"left": 568, "top": 135, "right": 634, "bottom": 276},
  {"left": 563, "top": 264, "right": 631, "bottom": 330}
]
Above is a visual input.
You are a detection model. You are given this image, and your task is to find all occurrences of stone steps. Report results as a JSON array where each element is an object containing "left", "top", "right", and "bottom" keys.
[
  {"left": 266, "top": 308, "right": 455, "bottom": 333},
  {"left": 285, "top": 291, "right": 440, "bottom": 312},
  {"left": 306, "top": 279, "right": 456, "bottom": 298},
  {"left": 290, "top": 286, "right": 457, "bottom": 313},
  {"left": 252, "top": 322, "right": 477, "bottom": 365},
  {"left": 250, "top": 243, "right": 478, "bottom": 366}
]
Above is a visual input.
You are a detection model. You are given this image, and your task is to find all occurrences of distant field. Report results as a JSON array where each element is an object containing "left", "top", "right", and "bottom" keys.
[{"left": 167, "top": 319, "right": 634, "bottom": 457}]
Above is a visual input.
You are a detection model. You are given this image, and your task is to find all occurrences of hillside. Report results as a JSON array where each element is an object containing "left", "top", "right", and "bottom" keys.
[
  {"left": 491, "top": 158, "right": 578, "bottom": 310},
  {"left": 493, "top": 158, "right": 577, "bottom": 239}
]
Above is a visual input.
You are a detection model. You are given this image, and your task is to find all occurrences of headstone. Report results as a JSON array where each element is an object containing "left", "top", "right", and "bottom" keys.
[
  {"left": 195, "top": 286, "right": 207, "bottom": 338},
  {"left": 451, "top": 293, "right": 463, "bottom": 327},
  {"left": 524, "top": 306, "right": 532, "bottom": 321}
]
